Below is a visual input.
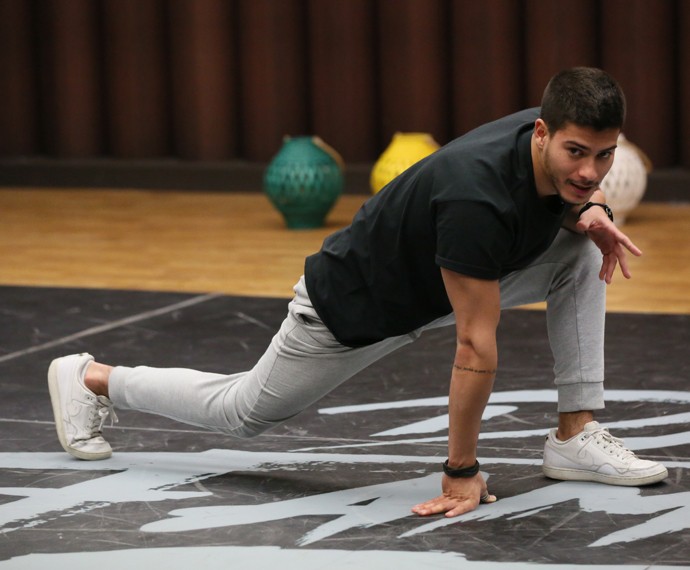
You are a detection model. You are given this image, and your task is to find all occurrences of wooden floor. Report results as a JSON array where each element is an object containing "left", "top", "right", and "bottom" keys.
[{"left": 0, "top": 187, "right": 688, "bottom": 314}]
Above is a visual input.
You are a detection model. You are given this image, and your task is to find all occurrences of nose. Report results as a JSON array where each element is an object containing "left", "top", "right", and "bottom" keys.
[{"left": 577, "top": 158, "right": 598, "bottom": 183}]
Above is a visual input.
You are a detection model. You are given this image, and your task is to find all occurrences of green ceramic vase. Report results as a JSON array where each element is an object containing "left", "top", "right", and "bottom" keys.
[{"left": 264, "top": 136, "right": 344, "bottom": 229}]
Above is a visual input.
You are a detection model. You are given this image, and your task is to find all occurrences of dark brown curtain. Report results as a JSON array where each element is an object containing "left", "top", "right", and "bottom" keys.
[{"left": 0, "top": 0, "right": 687, "bottom": 168}]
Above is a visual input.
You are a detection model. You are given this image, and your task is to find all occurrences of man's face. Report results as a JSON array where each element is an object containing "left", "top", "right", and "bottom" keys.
[{"left": 534, "top": 119, "right": 620, "bottom": 205}]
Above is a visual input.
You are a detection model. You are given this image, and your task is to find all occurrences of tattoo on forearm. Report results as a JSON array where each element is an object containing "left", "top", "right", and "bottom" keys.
[{"left": 453, "top": 364, "right": 497, "bottom": 375}]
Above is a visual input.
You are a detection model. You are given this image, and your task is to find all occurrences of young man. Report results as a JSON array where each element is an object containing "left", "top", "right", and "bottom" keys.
[{"left": 48, "top": 67, "right": 667, "bottom": 519}]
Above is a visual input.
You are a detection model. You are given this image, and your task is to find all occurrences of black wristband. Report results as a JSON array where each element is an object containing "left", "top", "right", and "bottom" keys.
[
  {"left": 442, "top": 459, "right": 480, "bottom": 478},
  {"left": 578, "top": 201, "right": 614, "bottom": 223}
]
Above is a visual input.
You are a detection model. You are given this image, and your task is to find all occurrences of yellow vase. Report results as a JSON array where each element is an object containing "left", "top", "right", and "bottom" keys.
[{"left": 370, "top": 132, "right": 440, "bottom": 194}]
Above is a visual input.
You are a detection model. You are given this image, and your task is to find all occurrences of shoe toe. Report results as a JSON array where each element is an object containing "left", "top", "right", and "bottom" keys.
[
  {"left": 631, "top": 458, "right": 668, "bottom": 476},
  {"left": 68, "top": 437, "right": 113, "bottom": 460}
]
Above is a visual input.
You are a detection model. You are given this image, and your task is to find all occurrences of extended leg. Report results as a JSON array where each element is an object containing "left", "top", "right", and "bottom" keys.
[{"left": 48, "top": 277, "right": 419, "bottom": 459}]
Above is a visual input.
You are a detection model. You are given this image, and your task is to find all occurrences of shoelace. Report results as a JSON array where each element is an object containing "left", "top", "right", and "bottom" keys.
[
  {"left": 89, "top": 398, "right": 119, "bottom": 437},
  {"left": 587, "top": 427, "right": 635, "bottom": 460}
]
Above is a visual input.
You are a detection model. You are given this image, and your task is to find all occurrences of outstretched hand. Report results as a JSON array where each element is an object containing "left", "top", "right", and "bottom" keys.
[
  {"left": 412, "top": 473, "right": 497, "bottom": 518},
  {"left": 576, "top": 216, "right": 642, "bottom": 284}
]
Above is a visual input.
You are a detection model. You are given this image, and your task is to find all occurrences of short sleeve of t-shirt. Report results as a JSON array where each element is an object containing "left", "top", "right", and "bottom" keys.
[{"left": 434, "top": 200, "right": 513, "bottom": 280}]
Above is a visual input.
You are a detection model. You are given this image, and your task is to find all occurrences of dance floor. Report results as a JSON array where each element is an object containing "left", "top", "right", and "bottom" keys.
[{"left": 0, "top": 285, "right": 688, "bottom": 568}]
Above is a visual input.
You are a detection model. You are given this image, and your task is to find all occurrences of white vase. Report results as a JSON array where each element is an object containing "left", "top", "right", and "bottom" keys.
[{"left": 600, "top": 134, "right": 652, "bottom": 225}]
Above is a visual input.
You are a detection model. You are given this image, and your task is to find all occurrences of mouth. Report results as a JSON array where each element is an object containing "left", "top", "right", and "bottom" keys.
[{"left": 568, "top": 180, "right": 598, "bottom": 196}]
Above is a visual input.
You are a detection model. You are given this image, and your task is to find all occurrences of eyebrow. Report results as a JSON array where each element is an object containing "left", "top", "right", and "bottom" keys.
[{"left": 565, "top": 140, "right": 618, "bottom": 153}]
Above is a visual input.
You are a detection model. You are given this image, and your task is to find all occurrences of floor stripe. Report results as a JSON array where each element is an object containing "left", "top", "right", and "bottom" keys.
[
  {"left": 0, "top": 293, "right": 221, "bottom": 364},
  {"left": 0, "top": 417, "right": 379, "bottom": 441}
]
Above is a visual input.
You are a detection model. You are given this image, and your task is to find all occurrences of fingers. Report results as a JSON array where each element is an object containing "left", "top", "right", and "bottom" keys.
[
  {"left": 585, "top": 219, "right": 642, "bottom": 283},
  {"left": 412, "top": 501, "right": 457, "bottom": 518},
  {"left": 599, "top": 258, "right": 608, "bottom": 283},
  {"left": 623, "top": 239, "right": 643, "bottom": 257},
  {"left": 412, "top": 491, "right": 497, "bottom": 518},
  {"left": 411, "top": 498, "right": 453, "bottom": 517},
  {"left": 412, "top": 495, "right": 476, "bottom": 516},
  {"left": 616, "top": 245, "right": 633, "bottom": 279},
  {"left": 600, "top": 243, "right": 636, "bottom": 283},
  {"left": 599, "top": 253, "right": 617, "bottom": 284},
  {"left": 480, "top": 492, "right": 497, "bottom": 504},
  {"left": 615, "top": 228, "right": 643, "bottom": 257},
  {"left": 614, "top": 229, "right": 641, "bottom": 279},
  {"left": 444, "top": 502, "right": 477, "bottom": 518}
]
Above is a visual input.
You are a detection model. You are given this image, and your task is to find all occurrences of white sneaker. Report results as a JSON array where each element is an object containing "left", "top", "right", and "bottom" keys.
[
  {"left": 543, "top": 421, "right": 668, "bottom": 486},
  {"left": 47, "top": 353, "right": 117, "bottom": 460}
]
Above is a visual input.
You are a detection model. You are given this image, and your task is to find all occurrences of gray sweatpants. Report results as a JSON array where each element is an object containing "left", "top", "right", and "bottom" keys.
[{"left": 109, "top": 229, "right": 606, "bottom": 437}]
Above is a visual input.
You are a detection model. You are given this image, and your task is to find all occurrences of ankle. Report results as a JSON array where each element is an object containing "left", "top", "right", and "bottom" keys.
[
  {"left": 557, "top": 410, "right": 594, "bottom": 441},
  {"left": 84, "top": 362, "right": 113, "bottom": 398}
]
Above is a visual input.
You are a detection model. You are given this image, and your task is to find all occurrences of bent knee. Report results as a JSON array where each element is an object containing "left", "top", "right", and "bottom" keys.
[{"left": 222, "top": 414, "right": 284, "bottom": 439}]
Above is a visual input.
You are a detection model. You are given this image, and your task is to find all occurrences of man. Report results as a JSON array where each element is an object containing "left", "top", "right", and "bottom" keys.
[{"left": 48, "top": 67, "right": 667, "bottom": 519}]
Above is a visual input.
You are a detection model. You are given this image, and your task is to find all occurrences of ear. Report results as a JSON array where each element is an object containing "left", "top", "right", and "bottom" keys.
[{"left": 534, "top": 119, "right": 549, "bottom": 148}]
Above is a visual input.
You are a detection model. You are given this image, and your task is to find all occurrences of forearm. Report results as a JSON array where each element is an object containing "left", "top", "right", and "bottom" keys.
[
  {"left": 447, "top": 345, "right": 496, "bottom": 467},
  {"left": 411, "top": 269, "right": 500, "bottom": 518},
  {"left": 440, "top": 268, "right": 500, "bottom": 469}
]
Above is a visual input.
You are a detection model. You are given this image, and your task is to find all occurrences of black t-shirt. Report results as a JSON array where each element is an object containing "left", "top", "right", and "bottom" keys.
[{"left": 305, "top": 108, "right": 567, "bottom": 347}]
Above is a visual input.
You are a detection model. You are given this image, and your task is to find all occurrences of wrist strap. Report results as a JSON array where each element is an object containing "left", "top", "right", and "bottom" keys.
[
  {"left": 578, "top": 201, "right": 614, "bottom": 222},
  {"left": 442, "top": 459, "right": 480, "bottom": 478}
]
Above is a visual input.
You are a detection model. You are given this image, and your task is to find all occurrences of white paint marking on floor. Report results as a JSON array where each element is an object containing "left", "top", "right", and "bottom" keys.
[{"left": 0, "top": 293, "right": 221, "bottom": 364}]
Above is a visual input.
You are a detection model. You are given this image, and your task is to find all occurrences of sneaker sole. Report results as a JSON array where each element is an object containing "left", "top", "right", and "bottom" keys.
[
  {"left": 542, "top": 464, "right": 668, "bottom": 486},
  {"left": 47, "top": 357, "right": 112, "bottom": 461}
]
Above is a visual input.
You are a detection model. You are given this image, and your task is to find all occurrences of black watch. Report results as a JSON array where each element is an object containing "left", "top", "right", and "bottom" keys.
[
  {"left": 442, "top": 459, "right": 480, "bottom": 478},
  {"left": 578, "top": 201, "right": 614, "bottom": 223}
]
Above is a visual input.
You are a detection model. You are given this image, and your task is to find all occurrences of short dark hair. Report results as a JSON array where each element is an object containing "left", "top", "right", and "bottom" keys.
[{"left": 540, "top": 67, "right": 626, "bottom": 133}]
